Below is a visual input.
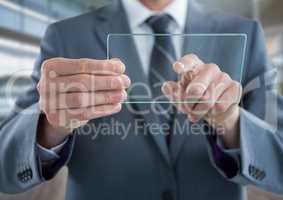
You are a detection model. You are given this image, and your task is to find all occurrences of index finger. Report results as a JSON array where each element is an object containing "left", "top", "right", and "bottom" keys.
[
  {"left": 173, "top": 54, "right": 203, "bottom": 74},
  {"left": 42, "top": 58, "right": 125, "bottom": 77}
]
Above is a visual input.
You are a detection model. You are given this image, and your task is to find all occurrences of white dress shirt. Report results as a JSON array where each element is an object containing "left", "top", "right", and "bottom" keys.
[
  {"left": 122, "top": 0, "right": 188, "bottom": 76},
  {"left": 37, "top": 0, "right": 188, "bottom": 160}
]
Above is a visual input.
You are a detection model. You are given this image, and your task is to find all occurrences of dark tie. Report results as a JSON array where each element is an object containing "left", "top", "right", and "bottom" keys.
[{"left": 146, "top": 14, "right": 177, "bottom": 147}]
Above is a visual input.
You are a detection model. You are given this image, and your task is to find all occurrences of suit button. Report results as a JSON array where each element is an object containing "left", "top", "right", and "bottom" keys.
[
  {"left": 17, "top": 167, "right": 33, "bottom": 183},
  {"left": 17, "top": 172, "right": 23, "bottom": 181},
  {"left": 26, "top": 168, "right": 33, "bottom": 179},
  {"left": 162, "top": 191, "right": 174, "bottom": 200},
  {"left": 248, "top": 165, "right": 266, "bottom": 181},
  {"left": 257, "top": 170, "right": 266, "bottom": 181},
  {"left": 248, "top": 165, "right": 257, "bottom": 176}
]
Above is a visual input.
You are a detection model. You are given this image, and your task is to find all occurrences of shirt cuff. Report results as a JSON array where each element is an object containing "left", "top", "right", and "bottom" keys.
[
  {"left": 216, "top": 135, "right": 241, "bottom": 161},
  {"left": 36, "top": 138, "right": 69, "bottom": 162},
  {"left": 206, "top": 134, "right": 240, "bottom": 179}
]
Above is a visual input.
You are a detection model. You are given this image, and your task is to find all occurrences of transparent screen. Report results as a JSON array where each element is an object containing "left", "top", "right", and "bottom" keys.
[{"left": 107, "top": 34, "right": 247, "bottom": 104}]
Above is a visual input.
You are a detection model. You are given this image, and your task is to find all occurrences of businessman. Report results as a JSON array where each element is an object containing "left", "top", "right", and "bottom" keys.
[{"left": 1, "top": 0, "right": 283, "bottom": 200}]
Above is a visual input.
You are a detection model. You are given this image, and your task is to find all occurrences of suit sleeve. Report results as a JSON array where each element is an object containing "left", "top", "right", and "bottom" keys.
[
  {"left": 207, "top": 21, "right": 283, "bottom": 195},
  {"left": 0, "top": 24, "right": 76, "bottom": 194}
]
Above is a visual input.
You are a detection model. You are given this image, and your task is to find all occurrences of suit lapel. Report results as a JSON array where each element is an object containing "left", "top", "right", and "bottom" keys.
[{"left": 94, "top": 1, "right": 171, "bottom": 166}]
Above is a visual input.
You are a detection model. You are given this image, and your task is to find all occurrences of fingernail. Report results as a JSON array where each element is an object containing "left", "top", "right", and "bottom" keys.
[
  {"left": 49, "top": 70, "right": 57, "bottom": 79},
  {"left": 187, "top": 71, "right": 194, "bottom": 80},
  {"left": 162, "top": 82, "right": 170, "bottom": 94},
  {"left": 180, "top": 73, "right": 191, "bottom": 87},
  {"left": 121, "top": 75, "right": 131, "bottom": 87},
  {"left": 114, "top": 91, "right": 127, "bottom": 102},
  {"left": 114, "top": 103, "right": 122, "bottom": 112},
  {"left": 122, "top": 90, "right": 128, "bottom": 100},
  {"left": 115, "top": 61, "right": 125, "bottom": 74},
  {"left": 110, "top": 58, "right": 125, "bottom": 74},
  {"left": 173, "top": 62, "right": 185, "bottom": 74},
  {"left": 119, "top": 63, "right": 126, "bottom": 74},
  {"left": 111, "top": 58, "right": 121, "bottom": 61}
]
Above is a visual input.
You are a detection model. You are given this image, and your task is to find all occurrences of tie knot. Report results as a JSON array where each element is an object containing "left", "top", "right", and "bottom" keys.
[{"left": 146, "top": 14, "right": 172, "bottom": 34}]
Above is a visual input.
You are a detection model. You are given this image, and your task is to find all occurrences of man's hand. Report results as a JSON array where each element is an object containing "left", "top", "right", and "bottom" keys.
[
  {"left": 37, "top": 58, "right": 130, "bottom": 148},
  {"left": 162, "top": 54, "right": 242, "bottom": 148}
]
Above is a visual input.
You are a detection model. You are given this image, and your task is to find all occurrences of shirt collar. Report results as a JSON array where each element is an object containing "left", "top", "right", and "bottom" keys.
[{"left": 122, "top": 0, "right": 188, "bottom": 31}]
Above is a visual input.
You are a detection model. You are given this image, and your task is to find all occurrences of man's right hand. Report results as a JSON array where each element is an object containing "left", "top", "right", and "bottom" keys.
[{"left": 37, "top": 58, "right": 130, "bottom": 148}]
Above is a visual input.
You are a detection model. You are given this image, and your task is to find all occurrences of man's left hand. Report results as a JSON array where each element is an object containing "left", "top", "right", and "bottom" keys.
[{"left": 162, "top": 54, "right": 243, "bottom": 148}]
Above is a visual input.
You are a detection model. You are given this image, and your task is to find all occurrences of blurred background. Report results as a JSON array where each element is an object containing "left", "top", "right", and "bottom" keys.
[{"left": 0, "top": 0, "right": 282, "bottom": 199}]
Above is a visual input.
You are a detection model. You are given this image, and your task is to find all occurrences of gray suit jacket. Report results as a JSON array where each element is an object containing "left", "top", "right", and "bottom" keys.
[{"left": 1, "top": 1, "right": 283, "bottom": 200}]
